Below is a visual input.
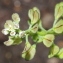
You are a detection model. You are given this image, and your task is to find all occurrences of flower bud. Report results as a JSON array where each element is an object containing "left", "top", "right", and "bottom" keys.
[
  {"left": 43, "top": 34, "right": 55, "bottom": 47},
  {"left": 10, "top": 31, "right": 16, "bottom": 36},
  {"left": 31, "top": 24, "right": 38, "bottom": 33},
  {"left": 12, "top": 13, "right": 20, "bottom": 23},
  {"left": 55, "top": 2, "right": 63, "bottom": 20},
  {"left": 28, "top": 9, "right": 33, "bottom": 21},
  {"left": 22, "top": 42, "right": 31, "bottom": 53},
  {"left": 22, "top": 44, "right": 36, "bottom": 60},
  {"left": 19, "top": 31, "right": 25, "bottom": 38},
  {"left": 28, "top": 7, "right": 40, "bottom": 25},
  {"left": 48, "top": 44, "right": 59, "bottom": 58},
  {"left": 53, "top": 19, "right": 63, "bottom": 33},
  {"left": 57, "top": 48, "right": 63, "bottom": 59}
]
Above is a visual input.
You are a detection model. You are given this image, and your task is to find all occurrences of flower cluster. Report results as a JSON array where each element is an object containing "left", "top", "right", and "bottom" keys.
[
  {"left": 2, "top": 2, "right": 63, "bottom": 60},
  {"left": 2, "top": 13, "right": 25, "bottom": 46}
]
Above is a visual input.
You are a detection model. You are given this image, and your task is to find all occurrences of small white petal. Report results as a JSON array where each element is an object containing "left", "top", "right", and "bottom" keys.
[
  {"left": 19, "top": 31, "right": 25, "bottom": 38},
  {"left": 4, "top": 20, "right": 14, "bottom": 31},
  {"left": 4, "top": 40, "right": 13, "bottom": 46},
  {"left": 13, "top": 22, "right": 19, "bottom": 29},
  {"left": 10, "top": 31, "right": 16, "bottom": 36},
  {"left": 12, "top": 13, "right": 20, "bottom": 23},
  {"left": 2, "top": 29, "right": 8, "bottom": 35}
]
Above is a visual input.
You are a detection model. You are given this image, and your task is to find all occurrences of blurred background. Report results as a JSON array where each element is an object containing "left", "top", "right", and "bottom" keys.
[{"left": 0, "top": 0, "right": 63, "bottom": 63}]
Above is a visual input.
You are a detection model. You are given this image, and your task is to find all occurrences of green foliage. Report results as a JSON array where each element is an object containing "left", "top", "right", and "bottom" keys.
[
  {"left": 43, "top": 34, "right": 55, "bottom": 47},
  {"left": 53, "top": 19, "right": 63, "bottom": 33},
  {"left": 56, "top": 48, "right": 63, "bottom": 59},
  {"left": 22, "top": 43, "right": 36, "bottom": 60},
  {"left": 54, "top": 2, "right": 63, "bottom": 25},
  {"left": 2, "top": 2, "right": 63, "bottom": 60},
  {"left": 28, "top": 7, "right": 40, "bottom": 25},
  {"left": 48, "top": 44, "right": 59, "bottom": 58}
]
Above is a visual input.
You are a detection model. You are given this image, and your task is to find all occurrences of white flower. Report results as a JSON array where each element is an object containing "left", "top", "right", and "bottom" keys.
[
  {"left": 2, "top": 29, "right": 9, "bottom": 35},
  {"left": 4, "top": 20, "right": 14, "bottom": 31},
  {"left": 10, "top": 31, "right": 16, "bottom": 36},
  {"left": 19, "top": 31, "right": 25, "bottom": 38}
]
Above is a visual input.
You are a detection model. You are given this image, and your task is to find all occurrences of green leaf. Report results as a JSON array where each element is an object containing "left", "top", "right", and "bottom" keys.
[
  {"left": 32, "top": 34, "right": 43, "bottom": 43},
  {"left": 57, "top": 48, "right": 63, "bottom": 59},
  {"left": 9, "top": 35, "right": 22, "bottom": 45},
  {"left": 43, "top": 34, "right": 55, "bottom": 47},
  {"left": 53, "top": 19, "right": 63, "bottom": 33},
  {"left": 48, "top": 44, "right": 59, "bottom": 58},
  {"left": 13, "top": 37, "right": 22, "bottom": 45}
]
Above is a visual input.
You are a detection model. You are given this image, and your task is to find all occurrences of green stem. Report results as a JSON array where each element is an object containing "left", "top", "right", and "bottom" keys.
[
  {"left": 53, "top": 19, "right": 58, "bottom": 26},
  {"left": 25, "top": 34, "right": 29, "bottom": 42},
  {"left": 47, "top": 28, "right": 54, "bottom": 34},
  {"left": 40, "top": 26, "right": 46, "bottom": 32},
  {"left": 37, "top": 31, "right": 47, "bottom": 36},
  {"left": 39, "top": 21, "right": 46, "bottom": 31},
  {"left": 37, "top": 28, "right": 56, "bottom": 36}
]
